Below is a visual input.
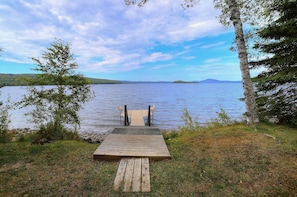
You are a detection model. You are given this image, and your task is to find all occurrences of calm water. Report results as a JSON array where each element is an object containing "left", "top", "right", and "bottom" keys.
[{"left": 0, "top": 83, "right": 245, "bottom": 133}]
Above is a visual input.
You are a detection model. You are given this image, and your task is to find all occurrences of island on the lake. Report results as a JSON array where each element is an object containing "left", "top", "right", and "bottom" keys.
[{"left": 173, "top": 80, "right": 198, "bottom": 83}]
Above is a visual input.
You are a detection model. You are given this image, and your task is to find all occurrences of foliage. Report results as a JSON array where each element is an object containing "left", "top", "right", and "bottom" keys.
[
  {"left": 18, "top": 39, "right": 94, "bottom": 140},
  {"left": 180, "top": 108, "right": 235, "bottom": 133},
  {"left": 179, "top": 108, "right": 202, "bottom": 133},
  {"left": 0, "top": 74, "right": 36, "bottom": 86},
  {"left": 0, "top": 93, "right": 12, "bottom": 143},
  {"left": 0, "top": 74, "right": 121, "bottom": 87},
  {"left": 250, "top": 0, "right": 297, "bottom": 127},
  {"left": 210, "top": 108, "right": 233, "bottom": 126},
  {"left": 36, "top": 122, "right": 81, "bottom": 142}
]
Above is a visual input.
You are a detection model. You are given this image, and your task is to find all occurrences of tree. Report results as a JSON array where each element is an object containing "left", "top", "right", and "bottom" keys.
[
  {"left": 250, "top": 0, "right": 297, "bottom": 127},
  {"left": 19, "top": 39, "right": 94, "bottom": 139},
  {"left": 221, "top": 0, "right": 259, "bottom": 124}
]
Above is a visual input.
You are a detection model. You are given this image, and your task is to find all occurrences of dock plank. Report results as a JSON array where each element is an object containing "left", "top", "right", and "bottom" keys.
[
  {"left": 131, "top": 158, "right": 142, "bottom": 192},
  {"left": 114, "top": 158, "right": 128, "bottom": 191},
  {"left": 123, "top": 159, "right": 135, "bottom": 192},
  {"left": 141, "top": 158, "right": 150, "bottom": 192}
]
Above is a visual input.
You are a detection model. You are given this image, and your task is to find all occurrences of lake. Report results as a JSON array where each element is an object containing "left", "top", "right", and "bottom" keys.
[{"left": 0, "top": 83, "right": 246, "bottom": 133}]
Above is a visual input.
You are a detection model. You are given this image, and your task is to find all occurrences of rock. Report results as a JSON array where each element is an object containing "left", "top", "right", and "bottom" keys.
[
  {"left": 269, "top": 117, "right": 279, "bottom": 124},
  {"left": 80, "top": 132, "right": 108, "bottom": 144}
]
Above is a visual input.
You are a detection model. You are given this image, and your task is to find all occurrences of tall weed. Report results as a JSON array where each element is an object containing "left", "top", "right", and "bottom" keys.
[
  {"left": 209, "top": 108, "right": 233, "bottom": 127},
  {"left": 180, "top": 108, "right": 235, "bottom": 133},
  {"left": 179, "top": 108, "right": 202, "bottom": 133}
]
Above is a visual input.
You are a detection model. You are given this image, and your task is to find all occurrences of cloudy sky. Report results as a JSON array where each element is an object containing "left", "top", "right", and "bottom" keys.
[{"left": 0, "top": 0, "right": 260, "bottom": 81}]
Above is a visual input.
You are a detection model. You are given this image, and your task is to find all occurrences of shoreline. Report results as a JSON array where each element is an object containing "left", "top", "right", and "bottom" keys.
[
  {"left": 9, "top": 127, "right": 177, "bottom": 144},
  {"left": 9, "top": 128, "right": 109, "bottom": 144}
]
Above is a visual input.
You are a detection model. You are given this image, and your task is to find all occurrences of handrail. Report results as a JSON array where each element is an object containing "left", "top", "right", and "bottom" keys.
[
  {"left": 147, "top": 105, "right": 151, "bottom": 126},
  {"left": 124, "top": 105, "right": 129, "bottom": 126}
]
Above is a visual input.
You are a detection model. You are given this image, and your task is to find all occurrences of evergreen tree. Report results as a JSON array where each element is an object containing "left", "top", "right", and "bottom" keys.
[{"left": 251, "top": 0, "right": 297, "bottom": 126}]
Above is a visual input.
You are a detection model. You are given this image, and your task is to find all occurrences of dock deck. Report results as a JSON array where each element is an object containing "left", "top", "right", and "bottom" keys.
[
  {"left": 93, "top": 127, "right": 171, "bottom": 161},
  {"left": 130, "top": 110, "right": 148, "bottom": 126}
]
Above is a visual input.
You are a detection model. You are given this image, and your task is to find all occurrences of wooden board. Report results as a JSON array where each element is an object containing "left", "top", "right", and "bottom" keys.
[
  {"left": 114, "top": 158, "right": 150, "bottom": 192},
  {"left": 123, "top": 159, "right": 134, "bottom": 192},
  {"left": 141, "top": 158, "right": 150, "bottom": 192},
  {"left": 93, "top": 134, "right": 171, "bottom": 161},
  {"left": 114, "top": 158, "right": 128, "bottom": 191},
  {"left": 132, "top": 158, "right": 142, "bottom": 192}
]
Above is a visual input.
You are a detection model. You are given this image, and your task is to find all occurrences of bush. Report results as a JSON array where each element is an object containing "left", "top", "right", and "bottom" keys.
[
  {"left": 35, "top": 122, "right": 81, "bottom": 142},
  {"left": 0, "top": 95, "right": 12, "bottom": 143}
]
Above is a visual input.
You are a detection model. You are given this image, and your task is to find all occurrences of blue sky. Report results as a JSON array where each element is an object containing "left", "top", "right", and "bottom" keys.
[{"left": 0, "top": 0, "right": 260, "bottom": 81}]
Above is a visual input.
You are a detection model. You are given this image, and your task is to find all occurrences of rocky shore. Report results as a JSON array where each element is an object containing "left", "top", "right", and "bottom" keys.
[{"left": 10, "top": 128, "right": 108, "bottom": 144}]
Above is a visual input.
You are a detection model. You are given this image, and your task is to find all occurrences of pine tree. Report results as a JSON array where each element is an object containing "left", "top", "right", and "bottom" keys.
[{"left": 251, "top": 0, "right": 297, "bottom": 126}]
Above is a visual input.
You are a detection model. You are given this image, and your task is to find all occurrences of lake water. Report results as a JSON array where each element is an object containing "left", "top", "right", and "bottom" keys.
[{"left": 0, "top": 83, "right": 245, "bottom": 133}]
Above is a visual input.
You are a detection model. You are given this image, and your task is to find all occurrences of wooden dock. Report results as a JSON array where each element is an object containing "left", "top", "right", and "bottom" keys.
[{"left": 93, "top": 106, "right": 170, "bottom": 192}]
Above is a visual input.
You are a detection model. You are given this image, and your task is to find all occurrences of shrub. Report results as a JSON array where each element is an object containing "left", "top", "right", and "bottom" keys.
[{"left": 0, "top": 95, "right": 12, "bottom": 143}]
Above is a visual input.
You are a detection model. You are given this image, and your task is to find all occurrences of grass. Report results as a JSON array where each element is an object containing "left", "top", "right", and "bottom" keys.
[{"left": 1, "top": 123, "right": 297, "bottom": 196}]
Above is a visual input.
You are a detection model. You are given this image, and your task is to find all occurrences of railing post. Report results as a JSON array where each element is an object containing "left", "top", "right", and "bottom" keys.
[
  {"left": 124, "top": 105, "right": 129, "bottom": 126},
  {"left": 148, "top": 105, "right": 151, "bottom": 126}
]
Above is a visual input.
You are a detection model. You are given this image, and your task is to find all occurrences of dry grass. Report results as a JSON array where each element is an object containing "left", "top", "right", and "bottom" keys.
[{"left": 0, "top": 123, "right": 297, "bottom": 196}]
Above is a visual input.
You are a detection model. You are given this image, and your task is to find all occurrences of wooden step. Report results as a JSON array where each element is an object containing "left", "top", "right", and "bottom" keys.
[{"left": 114, "top": 158, "right": 150, "bottom": 192}]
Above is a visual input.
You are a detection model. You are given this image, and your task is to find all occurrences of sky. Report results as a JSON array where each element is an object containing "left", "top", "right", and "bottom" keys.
[{"left": 0, "top": 0, "right": 261, "bottom": 82}]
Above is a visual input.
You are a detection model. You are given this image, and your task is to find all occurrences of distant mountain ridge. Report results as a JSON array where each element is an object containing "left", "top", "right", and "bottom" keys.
[{"left": 199, "top": 79, "right": 242, "bottom": 83}]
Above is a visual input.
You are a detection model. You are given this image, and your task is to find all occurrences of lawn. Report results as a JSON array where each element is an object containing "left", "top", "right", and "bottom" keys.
[{"left": 1, "top": 123, "right": 297, "bottom": 196}]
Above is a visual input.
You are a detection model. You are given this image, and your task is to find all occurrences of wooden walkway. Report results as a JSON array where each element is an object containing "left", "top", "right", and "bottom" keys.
[
  {"left": 114, "top": 158, "right": 150, "bottom": 192},
  {"left": 130, "top": 110, "right": 148, "bottom": 126}
]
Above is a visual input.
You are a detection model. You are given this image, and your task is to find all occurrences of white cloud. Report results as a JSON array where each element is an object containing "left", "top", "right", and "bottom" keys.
[
  {"left": 204, "top": 58, "right": 221, "bottom": 63},
  {"left": 201, "top": 41, "right": 226, "bottom": 49},
  {"left": 142, "top": 52, "right": 173, "bottom": 63},
  {"left": 0, "top": 0, "right": 229, "bottom": 75}
]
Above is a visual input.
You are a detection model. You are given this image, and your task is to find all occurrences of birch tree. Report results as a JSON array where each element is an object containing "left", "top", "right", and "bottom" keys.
[
  {"left": 18, "top": 39, "right": 93, "bottom": 139},
  {"left": 215, "top": 0, "right": 259, "bottom": 124}
]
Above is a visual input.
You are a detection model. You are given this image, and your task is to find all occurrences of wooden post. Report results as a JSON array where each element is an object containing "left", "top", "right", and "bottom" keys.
[
  {"left": 124, "top": 105, "right": 129, "bottom": 126},
  {"left": 148, "top": 105, "right": 151, "bottom": 126}
]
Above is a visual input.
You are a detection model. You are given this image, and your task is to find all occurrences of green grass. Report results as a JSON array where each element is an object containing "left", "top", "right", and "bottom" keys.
[{"left": 1, "top": 123, "right": 297, "bottom": 196}]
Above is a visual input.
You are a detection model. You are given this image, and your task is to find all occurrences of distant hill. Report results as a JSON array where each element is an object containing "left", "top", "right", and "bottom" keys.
[
  {"left": 199, "top": 79, "right": 242, "bottom": 83},
  {"left": 0, "top": 73, "right": 122, "bottom": 87}
]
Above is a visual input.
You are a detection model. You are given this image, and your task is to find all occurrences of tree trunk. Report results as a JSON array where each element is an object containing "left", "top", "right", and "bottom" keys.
[{"left": 227, "top": 0, "right": 259, "bottom": 124}]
